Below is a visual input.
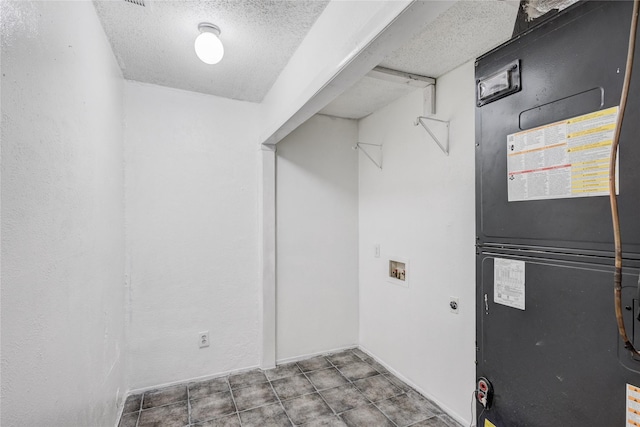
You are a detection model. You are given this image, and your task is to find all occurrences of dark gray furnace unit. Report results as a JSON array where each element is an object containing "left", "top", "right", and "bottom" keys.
[{"left": 475, "top": 1, "right": 640, "bottom": 425}]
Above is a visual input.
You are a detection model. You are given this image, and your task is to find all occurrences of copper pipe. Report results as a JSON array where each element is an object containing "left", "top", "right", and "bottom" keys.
[{"left": 610, "top": 0, "right": 640, "bottom": 357}]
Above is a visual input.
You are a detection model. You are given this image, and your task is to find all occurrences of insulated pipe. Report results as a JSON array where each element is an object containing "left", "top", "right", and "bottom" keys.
[{"left": 610, "top": 0, "right": 640, "bottom": 357}]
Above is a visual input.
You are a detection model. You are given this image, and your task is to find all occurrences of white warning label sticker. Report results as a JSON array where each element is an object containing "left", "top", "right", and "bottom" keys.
[
  {"left": 494, "top": 258, "right": 525, "bottom": 311},
  {"left": 627, "top": 384, "right": 640, "bottom": 426},
  {"left": 507, "top": 106, "right": 619, "bottom": 202}
]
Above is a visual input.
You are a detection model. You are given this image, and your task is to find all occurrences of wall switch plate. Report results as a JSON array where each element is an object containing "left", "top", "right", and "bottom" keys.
[
  {"left": 374, "top": 244, "right": 380, "bottom": 258},
  {"left": 449, "top": 297, "right": 459, "bottom": 314},
  {"left": 199, "top": 331, "right": 210, "bottom": 348}
]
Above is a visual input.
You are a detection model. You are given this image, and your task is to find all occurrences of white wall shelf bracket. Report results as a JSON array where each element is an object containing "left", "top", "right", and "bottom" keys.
[
  {"left": 353, "top": 142, "right": 383, "bottom": 170},
  {"left": 414, "top": 116, "right": 449, "bottom": 155}
]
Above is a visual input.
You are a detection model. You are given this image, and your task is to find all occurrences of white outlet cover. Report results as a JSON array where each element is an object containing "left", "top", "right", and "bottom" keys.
[{"left": 199, "top": 331, "right": 210, "bottom": 348}]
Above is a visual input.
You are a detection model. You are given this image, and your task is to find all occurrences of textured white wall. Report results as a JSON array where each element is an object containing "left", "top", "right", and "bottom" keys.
[
  {"left": 276, "top": 114, "right": 359, "bottom": 361},
  {"left": 1, "top": 2, "right": 126, "bottom": 426},
  {"left": 124, "top": 82, "right": 261, "bottom": 389},
  {"left": 358, "top": 62, "right": 476, "bottom": 424}
]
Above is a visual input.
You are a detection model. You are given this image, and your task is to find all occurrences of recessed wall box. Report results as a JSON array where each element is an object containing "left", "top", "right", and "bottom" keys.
[
  {"left": 389, "top": 260, "right": 406, "bottom": 280},
  {"left": 387, "top": 257, "right": 409, "bottom": 287},
  {"left": 476, "top": 60, "right": 521, "bottom": 107}
]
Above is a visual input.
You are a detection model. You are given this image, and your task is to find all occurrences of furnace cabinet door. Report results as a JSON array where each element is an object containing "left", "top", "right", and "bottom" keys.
[
  {"left": 476, "top": 251, "right": 640, "bottom": 427},
  {"left": 475, "top": 0, "right": 640, "bottom": 255}
]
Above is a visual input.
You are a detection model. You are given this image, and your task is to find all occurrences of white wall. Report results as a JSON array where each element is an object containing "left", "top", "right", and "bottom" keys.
[
  {"left": 358, "top": 62, "right": 476, "bottom": 424},
  {"left": 260, "top": 1, "right": 455, "bottom": 145},
  {"left": 1, "top": 2, "right": 126, "bottom": 425},
  {"left": 124, "top": 82, "right": 261, "bottom": 389},
  {"left": 260, "top": 1, "right": 412, "bottom": 144},
  {"left": 276, "top": 114, "right": 359, "bottom": 361}
]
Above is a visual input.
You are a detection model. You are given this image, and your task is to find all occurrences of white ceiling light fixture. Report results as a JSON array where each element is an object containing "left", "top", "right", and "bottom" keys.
[{"left": 194, "top": 23, "right": 224, "bottom": 65}]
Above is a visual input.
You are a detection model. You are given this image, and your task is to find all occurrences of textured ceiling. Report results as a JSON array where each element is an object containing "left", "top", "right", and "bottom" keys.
[
  {"left": 321, "top": 0, "right": 519, "bottom": 119},
  {"left": 381, "top": 0, "right": 520, "bottom": 78},
  {"left": 94, "top": 0, "right": 519, "bottom": 118},
  {"left": 93, "top": 0, "right": 329, "bottom": 102},
  {"left": 319, "top": 75, "right": 426, "bottom": 120}
]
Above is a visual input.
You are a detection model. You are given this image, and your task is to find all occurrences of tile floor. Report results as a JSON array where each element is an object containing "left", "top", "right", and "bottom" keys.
[{"left": 118, "top": 348, "right": 463, "bottom": 427}]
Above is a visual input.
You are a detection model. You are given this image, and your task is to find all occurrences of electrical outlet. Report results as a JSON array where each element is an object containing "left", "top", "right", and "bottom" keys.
[
  {"left": 449, "top": 297, "right": 459, "bottom": 314},
  {"left": 199, "top": 331, "right": 210, "bottom": 348},
  {"left": 476, "top": 377, "right": 493, "bottom": 408}
]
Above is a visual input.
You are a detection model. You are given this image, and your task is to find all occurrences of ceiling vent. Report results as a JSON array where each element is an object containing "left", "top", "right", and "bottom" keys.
[{"left": 124, "top": 0, "right": 145, "bottom": 6}]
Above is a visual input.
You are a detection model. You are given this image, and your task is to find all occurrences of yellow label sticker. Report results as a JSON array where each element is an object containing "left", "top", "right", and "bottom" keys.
[
  {"left": 484, "top": 419, "right": 497, "bottom": 427},
  {"left": 506, "top": 106, "right": 619, "bottom": 202},
  {"left": 627, "top": 383, "right": 640, "bottom": 426}
]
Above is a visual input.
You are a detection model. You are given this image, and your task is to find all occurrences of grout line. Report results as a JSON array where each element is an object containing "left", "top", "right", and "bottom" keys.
[
  {"left": 371, "top": 400, "right": 401, "bottom": 427},
  {"left": 222, "top": 367, "right": 295, "bottom": 422},
  {"left": 264, "top": 369, "right": 295, "bottom": 426},
  {"left": 358, "top": 345, "right": 461, "bottom": 423},
  {"left": 127, "top": 365, "right": 262, "bottom": 397},
  {"left": 186, "top": 383, "right": 192, "bottom": 426},
  {"left": 134, "top": 393, "right": 144, "bottom": 427},
  {"left": 327, "top": 350, "right": 404, "bottom": 427},
  {"left": 121, "top": 349, "right": 437, "bottom": 427},
  {"left": 405, "top": 414, "right": 441, "bottom": 427},
  {"left": 276, "top": 345, "right": 359, "bottom": 366},
  {"left": 228, "top": 372, "right": 324, "bottom": 420},
  {"left": 297, "top": 359, "right": 338, "bottom": 422},
  {"left": 135, "top": 393, "right": 145, "bottom": 427},
  {"left": 328, "top": 350, "right": 402, "bottom": 427},
  {"left": 226, "top": 376, "right": 242, "bottom": 426},
  {"left": 324, "top": 356, "right": 360, "bottom": 419}
]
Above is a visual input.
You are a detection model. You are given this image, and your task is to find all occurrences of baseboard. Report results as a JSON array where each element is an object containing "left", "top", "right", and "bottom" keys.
[
  {"left": 275, "top": 343, "right": 358, "bottom": 365},
  {"left": 114, "top": 364, "right": 261, "bottom": 427},
  {"left": 114, "top": 344, "right": 358, "bottom": 426},
  {"left": 357, "top": 344, "right": 471, "bottom": 427}
]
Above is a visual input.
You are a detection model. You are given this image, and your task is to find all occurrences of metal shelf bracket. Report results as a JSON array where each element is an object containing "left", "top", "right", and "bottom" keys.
[
  {"left": 414, "top": 116, "right": 450, "bottom": 155},
  {"left": 353, "top": 142, "right": 383, "bottom": 170}
]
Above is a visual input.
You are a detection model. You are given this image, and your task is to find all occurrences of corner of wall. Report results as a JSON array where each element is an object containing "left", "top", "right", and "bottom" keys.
[{"left": 357, "top": 61, "right": 477, "bottom": 424}]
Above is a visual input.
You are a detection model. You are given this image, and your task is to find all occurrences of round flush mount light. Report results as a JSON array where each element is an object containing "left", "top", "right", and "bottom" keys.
[{"left": 194, "top": 23, "right": 224, "bottom": 65}]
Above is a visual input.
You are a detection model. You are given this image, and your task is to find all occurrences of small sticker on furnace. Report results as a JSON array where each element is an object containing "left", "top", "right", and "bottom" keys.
[
  {"left": 627, "top": 384, "right": 640, "bottom": 426},
  {"left": 506, "top": 106, "right": 619, "bottom": 202},
  {"left": 494, "top": 258, "right": 525, "bottom": 310},
  {"left": 484, "top": 419, "right": 497, "bottom": 427}
]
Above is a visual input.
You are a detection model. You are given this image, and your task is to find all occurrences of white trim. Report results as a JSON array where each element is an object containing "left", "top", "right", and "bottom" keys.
[
  {"left": 114, "top": 388, "right": 125, "bottom": 427},
  {"left": 115, "top": 345, "right": 470, "bottom": 427},
  {"left": 114, "top": 364, "right": 262, "bottom": 426},
  {"left": 124, "top": 364, "right": 261, "bottom": 396},
  {"left": 275, "top": 344, "right": 359, "bottom": 365},
  {"left": 259, "top": 146, "right": 277, "bottom": 369},
  {"left": 357, "top": 344, "right": 471, "bottom": 427}
]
